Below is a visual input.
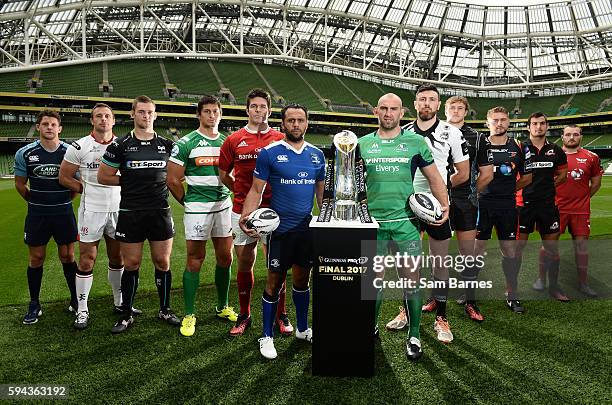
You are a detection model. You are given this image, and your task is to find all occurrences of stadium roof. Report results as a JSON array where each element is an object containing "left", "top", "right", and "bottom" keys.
[{"left": 1, "top": 0, "right": 611, "bottom": 93}]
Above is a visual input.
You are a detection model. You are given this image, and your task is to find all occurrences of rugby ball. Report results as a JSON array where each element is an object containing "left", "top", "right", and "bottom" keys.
[
  {"left": 409, "top": 192, "right": 444, "bottom": 224},
  {"left": 245, "top": 208, "right": 280, "bottom": 236}
]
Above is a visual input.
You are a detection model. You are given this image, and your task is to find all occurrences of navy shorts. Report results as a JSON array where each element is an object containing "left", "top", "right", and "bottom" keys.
[
  {"left": 450, "top": 197, "right": 478, "bottom": 232},
  {"left": 518, "top": 203, "right": 561, "bottom": 235},
  {"left": 476, "top": 205, "right": 518, "bottom": 240},
  {"left": 24, "top": 213, "right": 78, "bottom": 246},
  {"left": 115, "top": 209, "right": 174, "bottom": 243},
  {"left": 265, "top": 229, "right": 313, "bottom": 272}
]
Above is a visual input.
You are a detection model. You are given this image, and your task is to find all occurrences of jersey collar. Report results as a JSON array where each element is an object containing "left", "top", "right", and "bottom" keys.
[
  {"left": 412, "top": 118, "right": 439, "bottom": 137},
  {"left": 244, "top": 125, "right": 271, "bottom": 135},
  {"left": 89, "top": 132, "right": 115, "bottom": 145},
  {"left": 280, "top": 140, "right": 307, "bottom": 154},
  {"left": 130, "top": 130, "right": 158, "bottom": 140},
  {"left": 196, "top": 129, "right": 220, "bottom": 140}
]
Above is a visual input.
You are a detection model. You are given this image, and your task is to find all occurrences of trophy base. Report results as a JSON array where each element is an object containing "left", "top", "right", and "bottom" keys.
[{"left": 333, "top": 200, "right": 357, "bottom": 221}]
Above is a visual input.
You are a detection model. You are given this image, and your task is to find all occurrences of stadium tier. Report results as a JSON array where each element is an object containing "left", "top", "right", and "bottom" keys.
[
  {"left": 212, "top": 61, "right": 271, "bottom": 103},
  {"left": 164, "top": 59, "right": 219, "bottom": 100},
  {"left": 0, "top": 153, "right": 15, "bottom": 175},
  {"left": 297, "top": 69, "right": 361, "bottom": 106},
  {"left": 256, "top": 64, "right": 322, "bottom": 110},
  {"left": 106, "top": 60, "right": 166, "bottom": 99},
  {"left": 0, "top": 121, "right": 34, "bottom": 138},
  {"left": 39, "top": 64, "right": 102, "bottom": 97}
]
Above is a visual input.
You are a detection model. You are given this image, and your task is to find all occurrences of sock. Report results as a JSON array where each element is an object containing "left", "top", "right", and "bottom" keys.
[
  {"left": 461, "top": 263, "right": 478, "bottom": 303},
  {"left": 403, "top": 289, "right": 422, "bottom": 339},
  {"left": 374, "top": 287, "right": 384, "bottom": 329},
  {"left": 120, "top": 270, "right": 139, "bottom": 316},
  {"left": 543, "top": 251, "right": 561, "bottom": 291},
  {"left": 277, "top": 274, "right": 288, "bottom": 318},
  {"left": 155, "top": 269, "right": 172, "bottom": 312},
  {"left": 26, "top": 265, "right": 43, "bottom": 304},
  {"left": 75, "top": 269, "right": 93, "bottom": 312},
  {"left": 262, "top": 291, "right": 279, "bottom": 337},
  {"left": 575, "top": 251, "right": 589, "bottom": 284},
  {"left": 432, "top": 277, "right": 448, "bottom": 317},
  {"left": 183, "top": 270, "right": 200, "bottom": 315},
  {"left": 502, "top": 257, "right": 520, "bottom": 300},
  {"left": 107, "top": 265, "right": 124, "bottom": 307},
  {"left": 62, "top": 262, "right": 78, "bottom": 306},
  {"left": 538, "top": 248, "right": 547, "bottom": 282},
  {"left": 237, "top": 271, "right": 254, "bottom": 316},
  {"left": 292, "top": 286, "right": 310, "bottom": 332},
  {"left": 214, "top": 265, "right": 231, "bottom": 309}
]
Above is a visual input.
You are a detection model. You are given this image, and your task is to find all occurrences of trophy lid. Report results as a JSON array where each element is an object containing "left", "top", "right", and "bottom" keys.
[{"left": 333, "top": 130, "right": 358, "bottom": 154}]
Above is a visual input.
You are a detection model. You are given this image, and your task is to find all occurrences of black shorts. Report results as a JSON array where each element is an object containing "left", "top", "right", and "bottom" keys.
[
  {"left": 518, "top": 203, "right": 560, "bottom": 235},
  {"left": 450, "top": 197, "right": 478, "bottom": 232},
  {"left": 24, "top": 213, "right": 78, "bottom": 246},
  {"left": 265, "top": 229, "right": 313, "bottom": 272},
  {"left": 420, "top": 220, "right": 452, "bottom": 240},
  {"left": 476, "top": 206, "right": 518, "bottom": 240},
  {"left": 115, "top": 209, "right": 174, "bottom": 243}
]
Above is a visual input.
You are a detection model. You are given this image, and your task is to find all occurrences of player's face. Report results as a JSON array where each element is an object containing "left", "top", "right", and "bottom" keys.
[
  {"left": 374, "top": 99, "right": 403, "bottom": 130},
  {"left": 414, "top": 90, "right": 440, "bottom": 121},
  {"left": 529, "top": 116, "right": 548, "bottom": 138},
  {"left": 91, "top": 107, "right": 115, "bottom": 133},
  {"left": 198, "top": 104, "right": 221, "bottom": 130},
  {"left": 562, "top": 127, "right": 582, "bottom": 148},
  {"left": 281, "top": 108, "right": 308, "bottom": 142},
  {"left": 36, "top": 116, "right": 62, "bottom": 140},
  {"left": 247, "top": 97, "right": 270, "bottom": 126},
  {"left": 486, "top": 112, "right": 509, "bottom": 136},
  {"left": 445, "top": 102, "right": 467, "bottom": 125},
  {"left": 131, "top": 102, "right": 156, "bottom": 130}
]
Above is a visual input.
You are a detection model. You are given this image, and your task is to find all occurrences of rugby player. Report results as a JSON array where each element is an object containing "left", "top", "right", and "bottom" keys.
[
  {"left": 515, "top": 112, "right": 568, "bottom": 302},
  {"left": 14, "top": 110, "right": 79, "bottom": 324},
  {"left": 554, "top": 125, "right": 602, "bottom": 297},
  {"left": 474, "top": 106, "right": 532, "bottom": 314},
  {"left": 360, "top": 93, "right": 448, "bottom": 360},
  {"left": 60, "top": 103, "right": 140, "bottom": 330},
  {"left": 167, "top": 95, "right": 237, "bottom": 337},
  {"left": 219, "top": 89, "right": 292, "bottom": 337},
  {"left": 387, "top": 84, "right": 469, "bottom": 344},
  {"left": 444, "top": 96, "right": 485, "bottom": 321},
  {"left": 240, "top": 104, "right": 325, "bottom": 359},
  {"left": 98, "top": 95, "right": 180, "bottom": 333}
]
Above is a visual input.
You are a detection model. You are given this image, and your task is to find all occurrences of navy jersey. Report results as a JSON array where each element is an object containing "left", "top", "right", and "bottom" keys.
[
  {"left": 101, "top": 132, "right": 174, "bottom": 211},
  {"left": 521, "top": 139, "right": 567, "bottom": 204},
  {"left": 14, "top": 140, "right": 72, "bottom": 216},
  {"left": 253, "top": 140, "right": 325, "bottom": 233},
  {"left": 477, "top": 136, "right": 532, "bottom": 209}
]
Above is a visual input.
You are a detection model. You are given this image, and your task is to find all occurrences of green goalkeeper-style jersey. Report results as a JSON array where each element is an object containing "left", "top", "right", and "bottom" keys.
[
  {"left": 169, "top": 129, "right": 231, "bottom": 214},
  {"left": 358, "top": 129, "right": 434, "bottom": 222}
]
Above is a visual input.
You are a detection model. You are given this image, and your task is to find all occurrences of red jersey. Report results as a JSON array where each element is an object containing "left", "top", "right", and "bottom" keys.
[
  {"left": 555, "top": 148, "right": 603, "bottom": 214},
  {"left": 219, "top": 126, "right": 284, "bottom": 214}
]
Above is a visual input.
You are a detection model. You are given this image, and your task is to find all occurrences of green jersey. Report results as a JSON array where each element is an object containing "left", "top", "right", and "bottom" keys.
[
  {"left": 169, "top": 129, "right": 231, "bottom": 214},
  {"left": 358, "top": 129, "right": 434, "bottom": 221}
]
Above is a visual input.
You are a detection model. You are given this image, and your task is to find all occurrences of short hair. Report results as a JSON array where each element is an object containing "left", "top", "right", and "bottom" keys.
[
  {"left": 527, "top": 111, "right": 547, "bottom": 126},
  {"left": 486, "top": 106, "right": 509, "bottom": 118},
  {"left": 36, "top": 109, "right": 61, "bottom": 125},
  {"left": 132, "top": 95, "right": 155, "bottom": 111},
  {"left": 281, "top": 103, "right": 309, "bottom": 121},
  {"left": 564, "top": 124, "right": 582, "bottom": 134},
  {"left": 246, "top": 88, "right": 271, "bottom": 109},
  {"left": 91, "top": 103, "right": 114, "bottom": 118},
  {"left": 197, "top": 95, "right": 221, "bottom": 115},
  {"left": 445, "top": 96, "right": 470, "bottom": 111},
  {"left": 415, "top": 83, "right": 439, "bottom": 98}
]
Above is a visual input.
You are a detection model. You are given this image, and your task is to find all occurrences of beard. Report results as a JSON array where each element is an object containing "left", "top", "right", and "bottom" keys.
[
  {"left": 492, "top": 128, "right": 508, "bottom": 137},
  {"left": 418, "top": 110, "right": 437, "bottom": 121},
  {"left": 284, "top": 130, "right": 305, "bottom": 143}
]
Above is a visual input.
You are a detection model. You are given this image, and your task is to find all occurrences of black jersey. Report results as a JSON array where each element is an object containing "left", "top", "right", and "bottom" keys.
[
  {"left": 101, "top": 131, "right": 174, "bottom": 211},
  {"left": 520, "top": 139, "right": 567, "bottom": 204},
  {"left": 451, "top": 124, "right": 479, "bottom": 201},
  {"left": 477, "top": 136, "right": 532, "bottom": 209}
]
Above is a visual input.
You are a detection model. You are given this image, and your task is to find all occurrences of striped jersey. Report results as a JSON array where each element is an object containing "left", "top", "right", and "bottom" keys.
[{"left": 169, "top": 129, "right": 231, "bottom": 214}]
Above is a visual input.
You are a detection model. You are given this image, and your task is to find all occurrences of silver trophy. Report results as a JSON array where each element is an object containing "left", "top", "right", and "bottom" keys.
[{"left": 333, "top": 130, "right": 359, "bottom": 221}]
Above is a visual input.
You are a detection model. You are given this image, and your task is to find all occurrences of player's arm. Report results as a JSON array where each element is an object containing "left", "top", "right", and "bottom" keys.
[
  {"left": 516, "top": 173, "right": 532, "bottom": 191},
  {"left": 166, "top": 161, "right": 186, "bottom": 205},
  {"left": 14, "top": 176, "right": 30, "bottom": 201},
  {"left": 98, "top": 162, "right": 120, "bottom": 186},
  {"left": 218, "top": 138, "right": 235, "bottom": 191},
  {"left": 59, "top": 160, "right": 83, "bottom": 193},
  {"left": 239, "top": 177, "right": 266, "bottom": 237},
  {"left": 554, "top": 166, "right": 567, "bottom": 186},
  {"left": 218, "top": 168, "right": 234, "bottom": 191},
  {"left": 590, "top": 175, "right": 602, "bottom": 197},
  {"left": 420, "top": 164, "right": 449, "bottom": 225},
  {"left": 315, "top": 180, "right": 324, "bottom": 210},
  {"left": 476, "top": 164, "right": 494, "bottom": 193},
  {"left": 450, "top": 160, "right": 469, "bottom": 187}
]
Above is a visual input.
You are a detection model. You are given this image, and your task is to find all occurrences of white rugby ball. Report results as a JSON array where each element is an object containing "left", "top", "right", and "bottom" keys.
[
  {"left": 409, "top": 192, "right": 444, "bottom": 224},
  {"left": 245, "top": 208, "right": 280, "bottom": 236}
]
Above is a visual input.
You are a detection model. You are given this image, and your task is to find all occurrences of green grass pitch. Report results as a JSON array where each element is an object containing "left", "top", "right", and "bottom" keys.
[{"left": 0, "top": 178, "right": 611, "bottom": 404}]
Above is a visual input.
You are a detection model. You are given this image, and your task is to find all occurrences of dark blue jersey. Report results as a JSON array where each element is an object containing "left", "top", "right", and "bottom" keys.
[
  {"left": 254, "top": 140, "right": 325, "bottom": 233},
  {"left": 14, "top": 140, "right": 73, "bottom": 216}
]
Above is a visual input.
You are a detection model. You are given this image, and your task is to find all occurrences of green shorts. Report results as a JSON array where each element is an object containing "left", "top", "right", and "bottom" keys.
[{"left": 376, "top": 218, "right": 422, "bottom": 256}]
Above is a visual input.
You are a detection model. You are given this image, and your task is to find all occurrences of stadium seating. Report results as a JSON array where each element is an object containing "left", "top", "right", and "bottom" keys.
[
  {"left": 164, "top": 59, "right": 220, "bottom": 99},
  {"left": 0, "top": 71, "right": 33, "bottom": 93},
  {"left": 571, "top": 89, "right": 612, "bottom": 113},
  {"left": 107, "top": 59, "right": 165, "bottom": 99},
  {"left": 256, "top": 64, "right": 321, "bottom": 110},
  {"left": 212, "top": 61, "right": 270, "bottom": 102},
  {"left": 298, "top": 70, "right": 360, "bottom": 106},
  {"left": 0, "top": 153, "right": 15, "bottom": 175},
  {"left": 38, "top": 64, "right": 102, "bottom": 96}
]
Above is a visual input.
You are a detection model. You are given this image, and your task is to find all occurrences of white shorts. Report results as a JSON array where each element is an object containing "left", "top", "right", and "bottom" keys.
[
  {"left": 184, "top": 208, "right": 232, "bottom": 241},
  {"left": 78, "top": 206, "right": 118, "bottom": 243},
  {"left": 231, "top": 211, "right": 263, "bottom": 246}
]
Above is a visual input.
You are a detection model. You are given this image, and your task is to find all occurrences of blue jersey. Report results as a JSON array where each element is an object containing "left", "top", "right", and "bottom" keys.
[
  {"left": 254, "top": 140, "right": 325, "bottom": 233},
  {"left": 14, "top": 140, "right": 73, "bottom": 216}
]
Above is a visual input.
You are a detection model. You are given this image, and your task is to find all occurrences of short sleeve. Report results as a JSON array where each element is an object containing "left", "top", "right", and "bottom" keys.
[
  {"left": 592, "top": 153, "right": 604, "bottom": 177},
  {"left": 169, "top": 140, "right": 187, "bottom": 166},
  {"left": 101, "top": 140, "right": 122, "bottom": 168},
  {"left": 253, "top": 147, "right": 271, "bottom": 181},
  {"left": 63, "top": 141, "right": 81, "bottom": 165},
  {"left": 218, "top": 137, "right": 234, "bottom": 172},
  {"left": 449, "top": 128, "right": 469, "bottom": 164},
  {"left": 555, "top": 145, "right": 567, "bottom": 168},
  {"left": 519, "top": 142, "right": 533, "bottom": 175},
  {"left": 416, "top": 138, "right": 434, "bottom": 168},
  {"left": 476, "top": 137, "right": 493, "bottom": 167},
  {"left": 316, "top": 151, "right": 325, "bottom": 181},
  {"left": 14, "top": 148, "right": 27, "bottom": 177}
]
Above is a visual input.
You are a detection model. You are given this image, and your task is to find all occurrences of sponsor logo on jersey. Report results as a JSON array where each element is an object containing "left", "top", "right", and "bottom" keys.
[
  {"left": 195, "top": 156, "right": 219, "bottom": 166},
  {"left": 115, "top": 231, "right": 126, "bottom": 237},
  {"left": 365, "top": 157, "right": 410, "bottom": 164},
  {"left": 270, "top": 259, "right": 280, "bottom": 268},
  {"left": 570, "top": 168, "right": 584, "bottom": 180},
  {"left": 545, "top": 149, "right": 555, "bottom": 156},
  {"left": 33, "top": 164, "right": 60, "bottom": 178},
  {"left": 367, "top": 143, "right": 381, "bottom": 154},
  {"left": 126, "top": 146, "right": 139, "bottom": 152},
  {"left": 531, "top": 161, "right": 554, "bottom": 169},
  {"left": 141, "top": 141, "right": 151, "bottom": 146},
  {"left": 280, "top": 178, "right": 315, "bottom": 185},
  {"left": 197, "top": 139, "right": 209, "bottom": 147},
  {"left": 126, "top": 160, "right": 167, "bottom": 169},
  {"left": 277, "top": 155, "right": 289, "bottom": 162},
  {"left": 86, "top": 161, "right": 100, "bottom": 169},
  {"left": 28, "top": 155, "right": 40, "bottom": 162},
  {"left": 298, "top": 171, "right": 309, "bottom": 178},
  {"left": 550, "top": 221, "right": 559, "bottom": 230},
  {"left": 495, "top": 162, "right": 515, "bottom": 176},
  {"left": 237, "top": 140, "right": 248, "bottom": 148},
  {"left": 238, "top": 154, "right": 257, "bottom": 160},
  {"left": 71, "top": 141, "right": 81, "bottom": 150}
]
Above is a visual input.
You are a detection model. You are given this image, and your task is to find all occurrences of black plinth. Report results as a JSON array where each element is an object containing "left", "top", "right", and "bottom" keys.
[{"left": 310, "top": 218, "right": 378, "bottom": 377}]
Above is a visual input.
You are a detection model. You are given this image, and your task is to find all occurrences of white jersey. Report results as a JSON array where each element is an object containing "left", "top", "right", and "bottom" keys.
[
  {"left": 403, "top": 119, "right": 469, "bottom": 193},
  {"left": 64, "top": 134, "right": 121, "bottom": 212}
]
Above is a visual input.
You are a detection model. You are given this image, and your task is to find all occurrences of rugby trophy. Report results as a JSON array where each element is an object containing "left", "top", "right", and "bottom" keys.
[{"left": 310, "top": 130, "right": 378, "bottom": 377}]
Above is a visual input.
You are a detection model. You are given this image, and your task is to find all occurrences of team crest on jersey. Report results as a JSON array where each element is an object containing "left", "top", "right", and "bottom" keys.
[
  {"left": 576, "top": 158, "right": 587, "bottom": 164},
  {"left": 28, "top": 155, "right": 40, "bottom": 162},
  {"left": 171, "top": 144, "right": 179, "bottom": 157},
  {"left": 157, "top": 145, "right": 167, "bottom": 153},
  {"left": 395, "top": 143, "right": 409, "bottom": 152},
  {"left": 440, "top": 131, "right": 449, "bottom": 140},
  {"left": 270, "top": 259, "right": 280, "bottom": 268},
  {"left": 277, "top": 155, "right": 289, "bottom": 163},
  {"left": 545, "top": 149, "right": 555, "bottom": 156},
  {"left": 310, "top": 153, "right": 321, "bottom": 164}
]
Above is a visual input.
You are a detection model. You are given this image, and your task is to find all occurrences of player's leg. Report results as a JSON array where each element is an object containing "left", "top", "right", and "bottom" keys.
[
  {"left": 211, "top": 209, "right": 237, "bottom": 322},
  {"left": 230, "top": 211, "right": 257, "bottom": 336},
  {"left": 291, "top": 230, "right": 314, "bottom": 341},
  {"left": 73, "top": 240, "right": 99, "bottom": 329},
  {"left": 150, "top": 238, "right": 179, "bottom": 325},
  {"left": 538, "top": 205, "right": 568, "bottom": 301},
  {"left": 180, "top": 239, "right": 206, "bottom": 336},
  {"left": 52, "top": 214, "right": 79, "bottom": 312},
  {"left": 23, "top": 213, "right": 52, "bottom": 324},
  {"left": 494, "top": 208, "right": 524, "bottom": 313},
  {"left": 569, "top": 214, "right": 596, "bottom": 296},
  {"left": 103, "top": 211, "right": 128, "bottom": 312}
]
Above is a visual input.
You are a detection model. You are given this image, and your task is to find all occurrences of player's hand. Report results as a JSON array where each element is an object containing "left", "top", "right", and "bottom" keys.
[
  {"left": 430, "top": 206, "right": 449, "bottom": 226},
  {"left": 239, "top": 215, "right": 260, "bottom": 238}
]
